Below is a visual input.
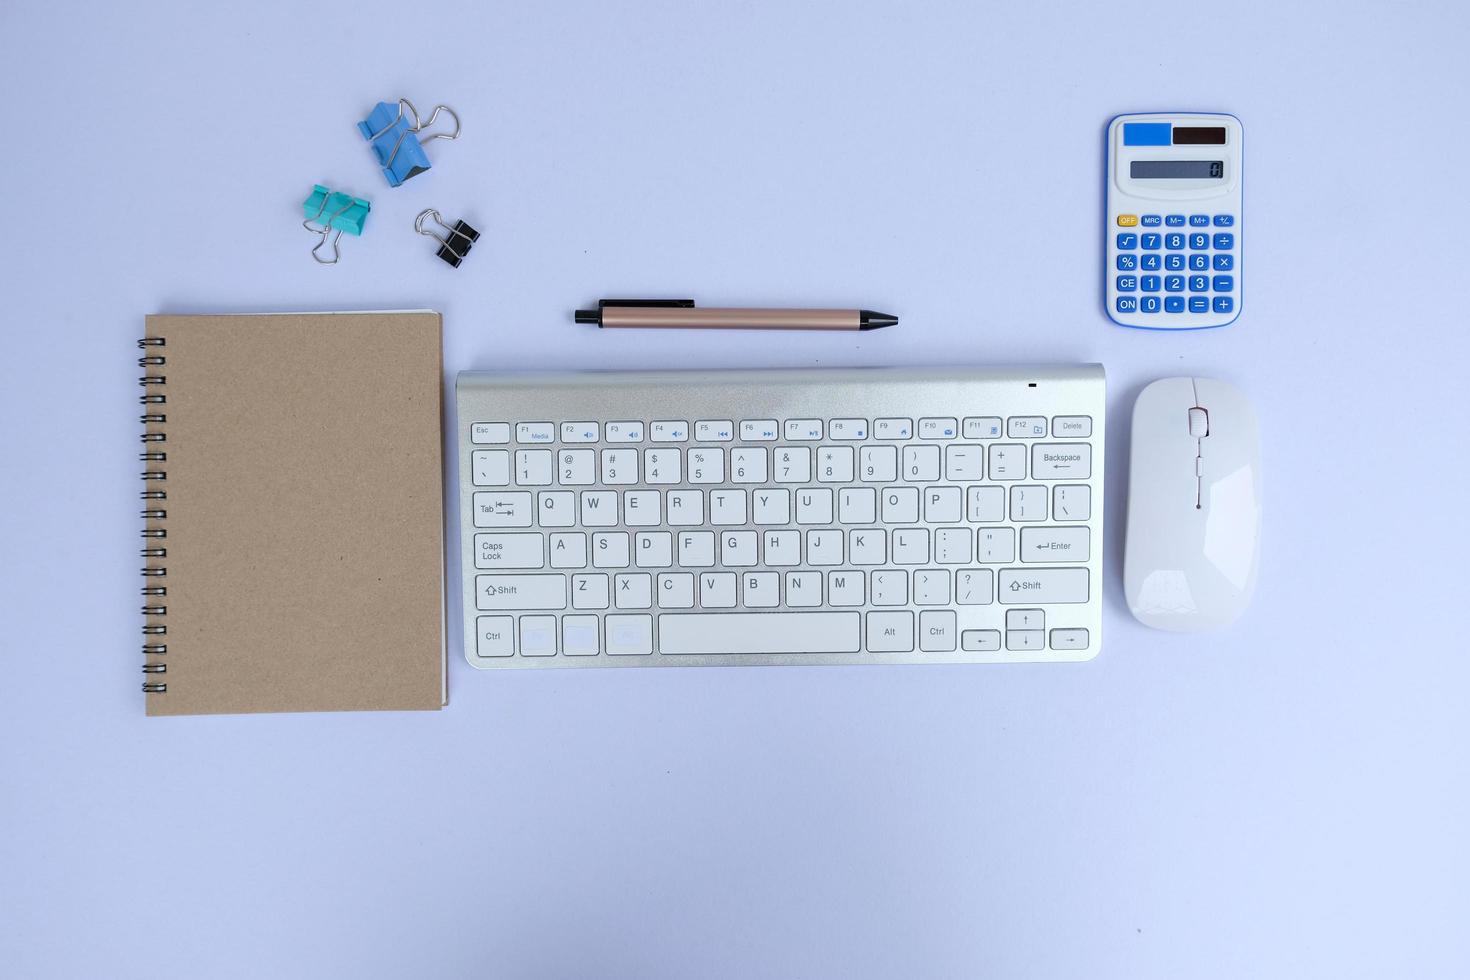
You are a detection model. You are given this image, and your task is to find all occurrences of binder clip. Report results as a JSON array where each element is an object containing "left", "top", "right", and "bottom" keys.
[
  {"left": 301, "top": 184, "right": 370, "bottom": 264},
  {"left": 358, "top": 98, "right": 461, "bottom": 187},
  {"left": 415, "top": 209, "right": 480, "bottom": 268}
]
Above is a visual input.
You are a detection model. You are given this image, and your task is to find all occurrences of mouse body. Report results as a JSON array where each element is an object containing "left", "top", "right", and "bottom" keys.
[{"left": 1124, "top": 377, "right": 1261, "bottom": 631}]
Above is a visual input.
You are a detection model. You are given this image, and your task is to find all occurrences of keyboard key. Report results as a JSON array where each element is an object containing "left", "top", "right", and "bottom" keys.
[
  {"left": 1189, "top": 233, "right": 1209, "bottom": 250},
  {"left": 634, "top": 531, "right": 673, "bottom": 568},
  {"left": 1140, "top": 254, "right": 1161, "bottom": 271},
  {"left": 861, "top": 445, "right": 899, "bottom": 482},
  {"left": 606, "top": 614, "right": 654, "bottom": 655},
  {"left": 1053, "top": 485, "right": 1090, "bottom": 521},
  {"left": 978, "top": 528, "right": 1016, "bottom": 563},
  {"left": 1165, "top": 214, "right": 1185, "bottom": 227},
  {"left": 1189, "top": 214, "right": 1210, "bottom": 227},
  {"left": 818, "top": 446, "right": 856, "bottom": 482},
  {"left": 880, "top": 487, "right": 919, "bottom": 523},
  {"left": 624, "top": 490, "right": 660, "bottom": 526},
  {"left": 998, "top": 567, "right": 1089, "bottom": 603},
  {"left": 1140, "top": 296, "right": 1160, "bottom": 313},
  {"left": 709, "top": 490, "right": 747, "bottom": 525},
  {"left": 677, "top": 530, "right": 714, "bottom": 566},
  {"left": 650, "top": 421, "right": 688, "bottom": 442},
  {"left": 516, "top": 450, "right": 554, "bottom": 485},
  {"left": 1213, "top": 275, "right": 1234, "bottom": 292},
  {"left": 475, "top": 615, "right": 514, "bottom": 657},
  {"left": 740, "top": 419, "right": 778, "bottom": 441},
  {"left": 687, "top": 447, "right": 724, "bottom": 483},
  {"left": 476, "top": 573, "right": 567, "bottom": 610},
  {"left": 913, "top": 569, "right": 950, "bottom": 605},
  {"left": 519, "top": 615, "right": 558, "bottom": 656},
  {"left": 961, "top": 629, "right": 1001, "bottom": 651},
  {"left": 699, "top": 572, "right": 737, "bottom": 607},
  {"left": 1164, "top": 233, "right": 1184, "bottom": 250},
  {"left": 471, "top": 422, "right": 510, "bottom": 444},
  {"left": 874, "top": 418, "right": 913, "bottom": 440},
  {"left": 784, "top": 419, "right": 823, "bottom": 440},
  {"left": 742, "top": 571, "right": 780, "bottom": 607},
  {"left": 1141, "top": 233, "right": 1161, "bottom": 250},
  {"left": 613, "top": 573, "right": 652, "bottom": 609},
  {"left": 549, "top": 531, "right": 588, "bottom": 568},
  {"left": 1020, "top": 526, "right": 1090, "bottom": 562},
  {"left": 1051, "top": 416, "right": 1091, "bottom": 438},
  {"left": 592, "top": 532, "right": 630, "bottom": 568},
  {"left": 1007, "top": 416, "right": 1047, "bottom": 439},
  {"left": 919, "top": 417, "right": 958, "bottom": 439},
  {"left": 785, "top": 571, "right": 822, "bottom": 607},
  {"left": 1189, "top": 254, "right": 1209, "bottom": 271},
  {"left": 562, "top": 615, "right": 601, "bottom": 655},
  {"left": 730, "top": 447, "right": 767, "bottom": 483},
  {"left": 1116, "top": 274, "right": 1137, "bottom": 292},
  {"left": 571, "top": 573, "right": 609, "bottom": 610},
  {"left": 1213, "top": 296, "right": 1234, "bottom": 314},
  {"left": 1049, "top": 628, "right": 1089, "bottom": 651},
  {"left": 774, "top": 446, "right": 811, "bottom": 483},
  {"left": 1116, "top": 232, "right": 1138, "bottom": 249},
  {"left": 471, "top": 449, "right": 510, "bottom": 486},
  {"left": 1213, "top": 253, "right": 1234, "bottom": 271},
  {"left": 659, "top": 612, "right": 860, "bottom": 655},
  {"left": 1213, "top": 214, "right": 1235, "bottom": 226},
  {"left": 919, "top": 610, "right": 957, "bottom": 651},
  {"left": 1165, "top": 296, "right": 1185, "bottom": 313},
  {"left": 934, "top": 528, "right": 972, "bottom": 564},
  {"left": 988, "top": 444, "right": 1025, "bottom": 480},
  {"left": 901, "top": 444, "right": 941, "bottom": 481},
  {"left": 561, "top": 422, "right": 599, "bottom": 443},
  {"left": 1140, "top": 275, "right": 1160, "bottom": 292},
  {"left": 967, "top": 486, "right": 1004, "bottom": 523},
  {"left": 1031, "top": 443, "right": 1091, "bottom": 479},
  {"left": 944, "top": 444, "right": 983, "bottom": 480},
  {"left": 1006, "top": 630, "right": 1044, "bottom": 651},
  {"left": 1165, "top": 254, "right": 1185, "bottom": 271},
  {"left": 1009, "top": 485, "right": 1047, "bottom": 522},
  {"left": 557, "top": 449, "right": 596, "bottom": 485},
  {"left": 1116, "top": 254, "right": 1137, "bottom": 270},
  {"left": 806, "top": 528, "right": 843, "bottom": 564},
  {"left": 472, "top": 491, "right": 533, "bottom": 528},
  {"left": 923, "top": 487, "right": 963, "bottom": 524},
  {"left": 1141, "top": 214, "right": 1162, "bottom": 226},
  {"left": 1213, "top": 232, "right": 1235, "bottom": 250},
  {"left": 599, "top": 448, "right": 638, "bottom": 484},
  {"left": 474, "top": 532, "right": 545, "bottom": 569},
  {"left": 516, "top": 422, "right": 555, "bottom": 444},
  {"left": 870, "top": 572, "right": 907, "bottom": 607},
  {"left": 695, "top": 420, "right": 733, "bottom": 441},
  {"left": 827, "top": 418, "right": 868, "bottom": 440},
  {"left": 605, "top": 421, "right": 644, "bottom": 443},
  {"left": 956, "top": 569, "right": 993, "bottom": 605},
  {"left": 867, "top": 611, "right": 914, "bottom": 651}
]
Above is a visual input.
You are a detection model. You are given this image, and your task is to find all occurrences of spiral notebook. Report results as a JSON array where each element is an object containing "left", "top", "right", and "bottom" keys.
[{"left": 139, "top": 312, "right": 446, "bottom": 715}]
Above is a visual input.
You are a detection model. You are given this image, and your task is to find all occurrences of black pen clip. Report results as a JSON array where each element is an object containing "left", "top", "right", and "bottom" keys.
[{"left": 597, "top": 299, "right": 696, "bottom": 309}]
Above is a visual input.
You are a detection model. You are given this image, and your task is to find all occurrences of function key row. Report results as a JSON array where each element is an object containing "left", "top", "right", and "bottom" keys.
[
  {"left": 1117, "top": 213, "right": 1234, "bottom": 227},
  {"left": 472, "top": 416, "right": 1093, "bottom": 445}
]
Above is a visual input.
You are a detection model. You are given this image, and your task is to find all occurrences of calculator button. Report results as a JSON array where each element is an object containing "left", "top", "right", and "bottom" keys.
[
  {"left": 1165, "top": 214, "right": 1185, "bottom": 227},
  {"left": 1213, "top": 214, "right": 1235, "bottom": 226},
  {"left": 1189, "top": 214, "right": 1210, "bottom": 227},
  {"left": 1213, "top": 275, "right": 1235, "bottom": 292},
  {"left": 1189, "top": 254, "right": 1209, "bottom": 271},
  {"left": 1165, "top": 254, "right": 1185, "bottom": 271},
  {"left": 1213, "top": 296, "right": 1234, "bottom": 314},
  {"left": 1213, "top": 253, "right": 1234, "bottom": 271},
  {"left": 1213, "top": 232, "right": 1235, "bottom": 250},
  {"left": 1141, "top": 214, "right": 1162, "bottom": 226},
  {"left": 1140, "top": 296, "right": 1161, "bottom": 313},
  {"left": 1116, "top": 254, "right": 1137, "bottom": 270},
  {"left": 1117, "top": 214, "right": 1139, "bottom": 226},
  {"left": 1116, "top": 297, "right": 1138, "bottom": 313},
  {"left": 1189, "top": 233, "right": 1209, "bottom": 250},
  {"left": 1164, "top": 296, "right": 1185, "bottom": 313},
  {"left": 1189, "top": 275, "right": 1209, "bottom": 292},
  {"left": 1141, "top": 233, "right": 1161, "bottom": 250},
  {"left": 1140, "top": 275, "right": 1160, "bottom": 292},
  {"left": 1116, "top": 275, "right": 1137, "bottom": 292},
  {"left": 1116, "top": 233, "right": 1138, "bottom": 249},
  {"left": 1164, "top": 275, "right": 1185, "bottom": 292},
  {"left": 1188, "top": 297, "right": 1209, "bottom": 313},
  {"left": 1164, "top": 233, "right": 1184, "bottom": 250},
  {"left": 1140, "top": 254, "right": 1161, "bottom": 271}
]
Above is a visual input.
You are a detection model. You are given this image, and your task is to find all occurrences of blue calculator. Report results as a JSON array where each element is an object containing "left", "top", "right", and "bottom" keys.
[{"left": 1106, "top": 113, "right": 1242, "bottom": 329}]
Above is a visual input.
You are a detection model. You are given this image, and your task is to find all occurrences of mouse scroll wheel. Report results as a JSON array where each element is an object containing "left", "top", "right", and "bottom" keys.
[{"left": 1188, "top": 407, "right": 1210, "bottom": 438}]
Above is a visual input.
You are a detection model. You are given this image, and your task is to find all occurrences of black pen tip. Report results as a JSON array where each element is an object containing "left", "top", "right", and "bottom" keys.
[
  {"left": 859, "top": 310, "right": 899, "bottom": 330},
  {"left": 574, "top": 309, "right": 600, "bottom": 324}
]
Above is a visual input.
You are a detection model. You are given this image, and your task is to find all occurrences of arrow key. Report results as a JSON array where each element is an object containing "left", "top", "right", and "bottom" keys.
[{"left": 1006, "top": 608, "right": 1045, "bottom": 631}]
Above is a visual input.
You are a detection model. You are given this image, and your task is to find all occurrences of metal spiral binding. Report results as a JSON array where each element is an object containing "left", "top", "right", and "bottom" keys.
[{"left": 139, "top": 337, "right": 168, "bottom": 694}]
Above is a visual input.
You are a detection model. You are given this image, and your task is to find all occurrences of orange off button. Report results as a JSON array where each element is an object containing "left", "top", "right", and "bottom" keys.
[{"left": 1116, "top": 214, "right": 1139, "bottom": 227}]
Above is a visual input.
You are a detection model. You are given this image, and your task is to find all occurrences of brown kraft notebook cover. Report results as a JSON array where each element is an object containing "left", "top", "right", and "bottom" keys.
[{"left": 140, "top": 312, "right": 446, "bottom": 715}]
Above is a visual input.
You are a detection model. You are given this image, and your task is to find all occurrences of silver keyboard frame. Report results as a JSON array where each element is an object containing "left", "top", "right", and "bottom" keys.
[{"left": 456, "top": 365, "right": 1105, "bottom": 668}]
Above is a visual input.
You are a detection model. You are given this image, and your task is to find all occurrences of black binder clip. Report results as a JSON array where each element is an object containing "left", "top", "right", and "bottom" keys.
[{"left": 415, "top": 208, "right": 480, "bottom": 268}]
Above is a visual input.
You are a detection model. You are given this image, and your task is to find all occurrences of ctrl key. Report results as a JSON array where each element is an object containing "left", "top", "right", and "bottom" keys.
[{"left": 476, "top": 615, "right": 515, "bottom": 657}]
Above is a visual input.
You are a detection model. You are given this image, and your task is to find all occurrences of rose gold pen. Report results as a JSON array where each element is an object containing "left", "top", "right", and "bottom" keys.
[{"left": 574, "top": 299, "right": 899, "bottom": 331}]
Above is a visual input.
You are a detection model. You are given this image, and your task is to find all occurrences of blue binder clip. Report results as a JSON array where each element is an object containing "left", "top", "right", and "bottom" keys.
[
  {"left": 301, "top": 184, "right": 371, "bottom": 264},
  {"left": 357, "top": 98, "right": 461, "bottom": 187}
]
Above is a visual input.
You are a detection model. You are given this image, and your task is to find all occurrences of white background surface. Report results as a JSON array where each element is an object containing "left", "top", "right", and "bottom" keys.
[{"left": 2, "top": 1, "right": 1467, "bottom": 977}]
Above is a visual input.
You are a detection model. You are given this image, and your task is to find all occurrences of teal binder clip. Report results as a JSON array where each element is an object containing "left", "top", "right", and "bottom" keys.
[
  {"left": 357, "top": 98, "right": 460, "bottom": 187},
  {"left": 301, "top": 185, "right": 371, "bottom": 264}
]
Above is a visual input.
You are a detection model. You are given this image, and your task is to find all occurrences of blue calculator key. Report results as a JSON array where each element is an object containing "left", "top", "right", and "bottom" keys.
[
  {"left": 1188, "top": 297, "right": 1209, "bottom": 313},
  {"left": 1140, "top": 254, "right": 1161, "bottom": 270},
  {"left": 1165, "top": 254, "right": 1185, "bottom": 271},
  {"left": 1189, "top": 233, "right": 1209, "bottom": 250},
  {"left": 1116, "top": 274, "right": 1137, "bottom": 291},
  {"left": 1141, "top": 233, "right": 1161, "bottom": 250},
  {"left": 1141, "top": 214, "right": 1162, "bottom": 227},
  {"left": 1213, "top": 275, "right": 1234, "bottom": 292},
  {"left": 1189, "top": 214, "right": 1210, "bottom": 227},
  {"left": 1212, "top": 296, "right": 1234, "bottom": 314},
  {"left": 1165, "top": 214, "right": 1186, "bottom": 227},
  {"left": 1188, "top": 275, "right": 1209, "bottom": 292},
  {"left": 1189, "top": 254, "right": 1209, "bottom": 271},
  {"left": 1140, "top": 275, "right": 1160, "bottom": 292},
  {"left": 1164, "top": 275, "right": 1184, "bottom": 292},
  {"left": 1117, "top": 254, "right": 1137, "bottom": 270},
  {"left": 1213, "top": 232, "right": 1235, "bottom": 250},
  {"left": 1213, "top": 253, "right": 1234, "bottom": 271},
  {"left": 1116, "top": 233, "right": 1138, "bottom": 249},
  {"left": 1140, "top": 296, "right": 1161, "bottom": 313},
  {"left": 1116, "top": 296, "right": 1138, "bottom": 314},
  {"left": 1165, "top": 296, "right": 1185, "bottom": 313},
  {"left": 1164, "top": 232, "right": 1185, "bottom": 250},
  {"left": 1213, "top": 214, "right": 1235, "bottom": 227}
]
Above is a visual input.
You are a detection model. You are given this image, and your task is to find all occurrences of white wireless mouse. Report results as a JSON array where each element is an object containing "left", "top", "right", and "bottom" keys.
[{"left": 1124, "top": 377, "right": 1261, "bottom": 631}]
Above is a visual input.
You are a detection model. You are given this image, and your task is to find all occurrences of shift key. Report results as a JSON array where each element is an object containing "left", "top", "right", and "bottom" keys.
[
  {"left": 475, "top": 574, "right": 567, "bottom": 610},
  {"left": 998, "top": 568, "right": 1089, "bottom": 603}
]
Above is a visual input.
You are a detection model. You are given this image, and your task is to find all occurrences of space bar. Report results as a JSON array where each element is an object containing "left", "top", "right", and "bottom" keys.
[{"left": 658, "top": 612, "right": 862, "bottom": 655}]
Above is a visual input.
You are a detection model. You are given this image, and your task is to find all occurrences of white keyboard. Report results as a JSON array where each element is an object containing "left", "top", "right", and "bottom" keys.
[{"left": 456, "top": 366, "right": 1105, "bottom": 667}]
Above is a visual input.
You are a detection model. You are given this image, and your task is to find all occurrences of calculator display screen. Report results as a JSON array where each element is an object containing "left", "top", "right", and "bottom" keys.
[{"left": 1130, "top": 160, "right": 1224, "bottom": 179}]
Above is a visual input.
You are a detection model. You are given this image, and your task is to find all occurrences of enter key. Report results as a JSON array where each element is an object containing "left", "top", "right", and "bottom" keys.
[{"left": 1019, "top": 527, "right": 1090, "bottom": 563}]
